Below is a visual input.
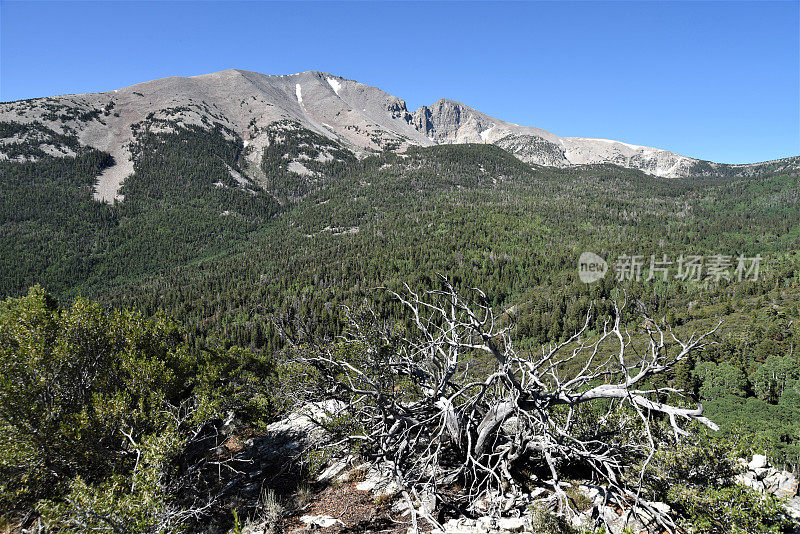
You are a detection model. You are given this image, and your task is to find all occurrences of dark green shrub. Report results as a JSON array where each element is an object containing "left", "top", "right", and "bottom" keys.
[
  {"left": 668, "top": 485, "right": 790, "bottom": 533},
  {"left": 0, "top": 286, "right": 191, "bottom": 513}
]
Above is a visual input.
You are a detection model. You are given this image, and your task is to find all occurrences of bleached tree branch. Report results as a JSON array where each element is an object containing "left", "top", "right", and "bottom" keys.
[{"left": 297, "top": 278, "right": 719, "bottom": 532}]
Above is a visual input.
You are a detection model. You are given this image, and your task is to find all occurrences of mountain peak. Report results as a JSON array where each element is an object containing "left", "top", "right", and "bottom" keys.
[{"left": 1, "top": 68, "right": 796, "bottom": 203}]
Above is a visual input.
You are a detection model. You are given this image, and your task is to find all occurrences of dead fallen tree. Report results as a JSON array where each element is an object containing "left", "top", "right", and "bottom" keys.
[{"left": 296, "top": 279, "right": 720, "bottom": 533}]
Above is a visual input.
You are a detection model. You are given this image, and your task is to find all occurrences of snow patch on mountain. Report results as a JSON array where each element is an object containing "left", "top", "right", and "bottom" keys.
[{"left": 326, "top": 77, "right": 342, "bottom": 95}]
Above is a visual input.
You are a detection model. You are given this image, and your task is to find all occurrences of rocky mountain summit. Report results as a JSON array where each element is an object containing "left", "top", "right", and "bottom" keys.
[{"left": 2, "top": 69, "right": 797, "bottom": 202}]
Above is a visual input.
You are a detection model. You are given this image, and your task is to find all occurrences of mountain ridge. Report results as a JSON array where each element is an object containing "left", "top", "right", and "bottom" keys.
[{"left": 1, "top": 68, "right": 797, "bottom": 202}]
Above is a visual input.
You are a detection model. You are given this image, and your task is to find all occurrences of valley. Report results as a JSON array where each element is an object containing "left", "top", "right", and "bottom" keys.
[{"left": 1, "top": 69, "right": 799, "bottom": 533}]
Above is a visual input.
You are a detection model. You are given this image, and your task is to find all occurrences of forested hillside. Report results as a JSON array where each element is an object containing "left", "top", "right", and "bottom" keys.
[{"left": 1, "top": 114, "right": 799, "bottom": 532}]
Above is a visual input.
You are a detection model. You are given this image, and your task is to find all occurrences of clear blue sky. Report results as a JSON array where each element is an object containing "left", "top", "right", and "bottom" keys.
[{"left": 1, "top": 1, "right": 798, "bottom": 164}]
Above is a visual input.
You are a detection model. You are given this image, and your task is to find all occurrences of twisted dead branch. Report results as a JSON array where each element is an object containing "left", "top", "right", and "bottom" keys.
[{"left": 298, "top": 279, "right": 720, "bottom": 532}]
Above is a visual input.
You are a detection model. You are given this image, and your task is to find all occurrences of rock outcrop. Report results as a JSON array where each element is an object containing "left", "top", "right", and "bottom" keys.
[{"left": 736, "top": 455, "right": 800, "bottom": 521}]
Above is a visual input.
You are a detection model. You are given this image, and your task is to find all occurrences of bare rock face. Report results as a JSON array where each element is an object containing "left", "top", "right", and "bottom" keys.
[
  {"left": 411, "top": 98, "right": 560, "bottom": 147},
  {"left": 402, "top": 98, "right": 764, "bottom": 179},
  {"left": 411, "top": 105, "right": 433, "bottom": 137},
  {"left": 560, "top": 137, "right": 699, "bottom": 177}
]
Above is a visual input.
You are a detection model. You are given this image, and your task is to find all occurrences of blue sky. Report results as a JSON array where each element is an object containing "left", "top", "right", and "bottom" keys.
[{"left": 1, "top": 1, "right": 797, "bottom": 164}]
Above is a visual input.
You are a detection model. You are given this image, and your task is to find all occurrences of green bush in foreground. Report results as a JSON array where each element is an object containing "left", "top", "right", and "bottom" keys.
[
  {"left": 0, "top": 286, "right": 193, "bottom": 513},
  {"left": 668, "top": 485, "right": 790, "bottom": 533},
  {"left": 0, "top": 287, "right": 280, "bottom": 530},
  {"left": 36, "top": 427, "right": 186, "bottom": 533}
]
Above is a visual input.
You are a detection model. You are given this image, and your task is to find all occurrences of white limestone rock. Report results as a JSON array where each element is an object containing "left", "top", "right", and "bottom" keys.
[{"left": 749, "top": 454, "right": 769, "bottom": 469}]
